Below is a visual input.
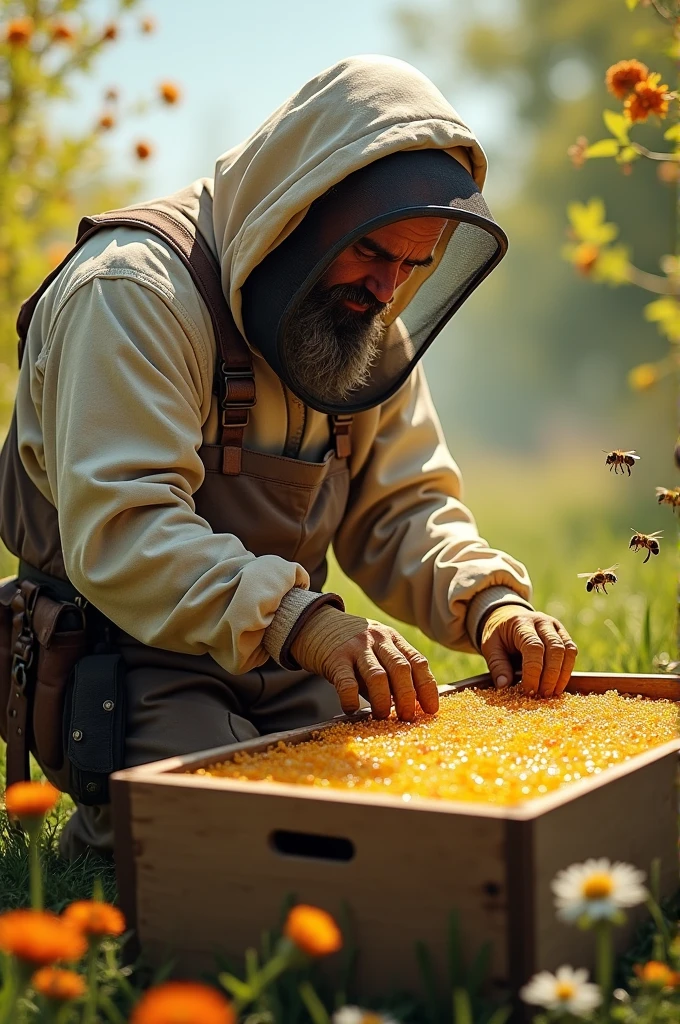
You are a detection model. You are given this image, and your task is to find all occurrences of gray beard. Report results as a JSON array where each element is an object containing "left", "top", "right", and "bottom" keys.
[{"left": 283, "top": 283, "right": 388, "bottom": 402}]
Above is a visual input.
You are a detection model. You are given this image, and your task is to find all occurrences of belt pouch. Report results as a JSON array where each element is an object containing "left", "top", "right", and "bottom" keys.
[
  {"left": 66, "top": 653, "right": 126, "bottom": 806},
  {"left": 0, "top": 577, "right": 19, "bottom": 742}
]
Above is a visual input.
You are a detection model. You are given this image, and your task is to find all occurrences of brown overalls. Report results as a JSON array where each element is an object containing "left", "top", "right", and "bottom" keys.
[{"left": 0, "top": 197, "right": 349, "bottom": 860}]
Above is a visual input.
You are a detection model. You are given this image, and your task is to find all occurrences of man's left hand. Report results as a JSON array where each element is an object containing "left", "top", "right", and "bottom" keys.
[{"left": 480, "top": 606, "right": 578, "bottom": 698}]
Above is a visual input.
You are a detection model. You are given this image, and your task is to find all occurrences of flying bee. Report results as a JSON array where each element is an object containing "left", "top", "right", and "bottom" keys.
[
  {"left": 656, "top": 486, "right": 680, "bottom": 513},
  {"left": 629, "top": 529, "right": 663, "bottom": 564},
  {"left": 603, "top": 450, "right": 640, "bottom": 476},
  {"left": 577, "top": 565, "right": 619, "bottom": 594}
]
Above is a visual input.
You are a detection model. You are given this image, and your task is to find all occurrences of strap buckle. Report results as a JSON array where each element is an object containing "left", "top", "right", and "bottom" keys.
[{"left": 220, "top": 364, "right": 256, "bottom": 410}]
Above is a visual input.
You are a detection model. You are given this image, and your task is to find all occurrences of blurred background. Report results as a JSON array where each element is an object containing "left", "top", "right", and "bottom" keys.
[{"left": 0, "top": 0, "right": 677, "bottom": 680}]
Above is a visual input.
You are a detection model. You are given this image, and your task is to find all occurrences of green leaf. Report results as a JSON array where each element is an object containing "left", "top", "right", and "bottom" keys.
[
  {"left": 218, "top": 972, "right": 253, "bottom": 1002},
  {"left": 415, "top": 940, "right": 442, "bottom": 1024},
  {"left": 447, "top": 910, "right": 465, "bottom": 990},
  {"left": 298, "top": 981, "right": 331, "bottom": 1024},
  {"left": 664, "top": 124, "right": 680, "bottom": 142},
  {"left": 616, "top": 145, "right": 639, "bottom": 164},
  {"left": 625, "top": 0, "right": 640, "bottom": 8},
  {"left": 453, "top": 987, "right": 474, "bottom": 1024},
  {"left": 584, "top": 139, "right": 620, "bottom": 158},
  {"left": 592, "top": 244, "right": 632, "bottom": 286},
  {"left": 566, "top": 198, "right": 618, "bottom": 245},
  {"left": 603, "top": 109, "right": 630, "bottom": 145}
]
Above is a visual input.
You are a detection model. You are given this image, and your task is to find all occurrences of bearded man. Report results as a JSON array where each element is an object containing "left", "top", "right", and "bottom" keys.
[{"left": 0, "top": 56, "right": 577, "bottom": 861}]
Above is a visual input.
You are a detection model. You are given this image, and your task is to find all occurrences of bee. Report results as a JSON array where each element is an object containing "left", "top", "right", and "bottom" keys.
[
  {"left": 629, "top": 529, "right": 663, "bottom": 564},
  {"left": 656, "top": 486, "right": 680, "bottom": 513},
  {"left": 577, "top": 565, "right": 619, "bottom": 594},
  {"left": 603, "top": 450, "right": 640, "bottom": 476}
]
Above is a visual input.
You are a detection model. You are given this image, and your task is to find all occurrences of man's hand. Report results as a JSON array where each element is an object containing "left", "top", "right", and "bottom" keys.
[
  {"left": 290, "top": 606, "right": 439, "bottom": 721},
  {"left": 481, "top": 606, "right": 578, "bottom": 698}
]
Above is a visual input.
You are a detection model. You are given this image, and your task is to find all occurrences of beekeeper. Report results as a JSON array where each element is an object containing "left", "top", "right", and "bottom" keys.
[{"left": 0, "top": 56, "right": 577, "bottom": 860}]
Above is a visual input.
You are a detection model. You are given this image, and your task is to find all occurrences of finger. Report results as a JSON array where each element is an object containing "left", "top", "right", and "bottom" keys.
[
  {"left": 328, "top": 662, "right": 361, "bottom": 716},
  {"left": 534, "top": 619, "right": 565, "bottom": 698},
  {"left": 356, "top": 651, "right": 392, "bottom": 719},
  {"left": 375, "top": 640, "right": 417, "bottom": 721},
  {"left": 391, "top": 633, "right": 439, "bottom": 714},
  {"left": 481, "top": 629, "right": 516, "bottom": 690},
  {"left": 553, "top": 622, "right": 578, "bottom": 696},
  {"left": 513, "top": 621, "right": 545, "bottom": 697}
]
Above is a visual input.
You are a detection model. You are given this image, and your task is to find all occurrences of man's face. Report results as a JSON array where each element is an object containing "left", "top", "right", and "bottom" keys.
[{"left": 283, "top": 216, "right": 447, "bottom": 403}]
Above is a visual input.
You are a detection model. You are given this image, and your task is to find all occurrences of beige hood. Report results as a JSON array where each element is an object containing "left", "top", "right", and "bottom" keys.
[{"left": 212, "top": 54, "right": 488, "bottom": 336}]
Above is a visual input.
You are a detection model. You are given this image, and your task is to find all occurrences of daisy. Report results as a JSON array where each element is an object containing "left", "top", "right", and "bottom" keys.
[
  {"left": 552, "top": 858, "right": 647, "bottom": 923},
  {"left": 521, "top": 966, "right": 602, "bottom": 1017}
]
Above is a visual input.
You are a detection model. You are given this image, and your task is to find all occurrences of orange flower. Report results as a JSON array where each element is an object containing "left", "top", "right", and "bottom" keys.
[
  {"left": 32, "top": 966, "right": 86, "bottom": 1001},
  {"left": 102, "top": 23, "right": 118, "bottom": 41},
  {"left": 105, "top": 87, "right": 119, "bottom": 102},
  {"left": 135, "top": 141, "right": 153, "bottom": 161},
  {"left": 634, "top": 960, "right": 680, "bottom": 989},
  {"left": 62, "top": 901, "right": 125, "bottom": 939},
  {"left": 628, "top": 363, "right": 658, "bottom": 391},
  {"left": 605, "top": 59, "right": 649, "bottom": 99},
  {"left": 5, "top": 781, "right": 59, "bottom": 820},
  {"left": 98, "top": 113, "right": 116, "bottom": 131},
  {"left": 159, "top": 81, "right": 181, "bottom": 105},
  {"left": 5, "top": 17, "right": 34, "bottom": 45},
  {"left": 140, "top": 16, "right": 156, "bottom": 34},
  {"left": 567, "top": 136, "right": 588, "bottom": 169},
  {"left": 625, "top": 73, "right": 671, "bottom": 123},
  {"left": 658, "top": 161, "right": 680, "bottom": 184},
  {"left": 130, "top": 981, "right": 236, "bottom": 1024},
  {"left": 283, "top": 904, "right": 342, "bottom": 957},
  {"left": 50, "top": 22, "right": 75, "bottom": 43},
  {"left": 573, "top": 243, "right": 600, "bottom": 276},
  {"left": 0, "top": 910, "right": 87, "bottom": 965}
]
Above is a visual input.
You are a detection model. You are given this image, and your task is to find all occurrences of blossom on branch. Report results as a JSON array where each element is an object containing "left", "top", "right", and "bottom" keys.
[
  {"left": 625, "top": 73, "right": 671, "bottom": 123},
  {"left": 4, "top": 17, "right": 34, "bottom": 46},
  {"left": 605, "top": 59, "right": 649, "bottom": 99}
]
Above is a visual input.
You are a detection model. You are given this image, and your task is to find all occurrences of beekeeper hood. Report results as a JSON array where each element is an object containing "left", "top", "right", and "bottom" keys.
[{"left": 213, "top": 55, "right": 507, "bottom": 415}]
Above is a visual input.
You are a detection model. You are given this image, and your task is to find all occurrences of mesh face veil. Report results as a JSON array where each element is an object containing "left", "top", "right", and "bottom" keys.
[{"left": 241, "top": 149, "right": 507, "bottom": 415}]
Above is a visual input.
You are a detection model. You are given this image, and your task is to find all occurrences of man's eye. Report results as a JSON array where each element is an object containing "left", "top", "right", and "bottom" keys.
[{"left": 354, "top": 246, "right": 373, "bottom": 260}]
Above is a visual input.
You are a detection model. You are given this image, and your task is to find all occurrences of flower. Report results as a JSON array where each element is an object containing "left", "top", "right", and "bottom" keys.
[
  {"left": 567, "top": 136, "right": 589, "bottom": 169},
  {"left": 333, "top": 1009, "right": 397, "bottom": 1024},
  {"left": 135, "top": 141, "right": 153, "bottom": 161},
  {"left": 5, "top": 781, "right": 59, "bottom": 820},
  {"left": 521, "top": 966, "right": 602, "bottom": 1017},
  {"left": 605, "top": 59, "right": 649, "bottom": 99},
  {"left": 0, "top": 910, "right": 87, "bottom": 965},
  {"left": 102, "top": 23, "right": 118, "bottom": 41},
  {"left": 105, "top": 87, "right": 119, "bottom": 102},
  {"left": 141, "top": 17, "right": 156, "bottom": 33},
  {"left": 98, "top": 113, "right": 115, "bottom": 131},
  {"left": 283, "top": 904, "right": 342, "bottom": 957},
  {"left": 4, "top": 17, "right": 34, "bottom": 45},
  {"left": 625, "top": 73, "right": 671, "bottom": 123},
  {"left": 159, "top": 81, "right": 181, "bottom": 105},
  {"left": 32, "top": 966, "right": 86, "bottom": 1001},
  {"left": 62, "top": 901, "right": 125, "bottom": 939},
  {"left": 628, "top": 363, "right": 659, "bottom": 391},
  {"left": 634, "top": 960, "right": 680, "bottom": 989},
  {"left": 573, "top": 243, "right": 600, "bottom": 276},
  {"left": 50, "top": 22, "right": 75, "bottom": 43},
  {"left": 552, "top": 858, "right": 647, "bottom": 923},
  {"left": 130, "top": 981, "right": 236, "bottom": 1024},
  {"left": 658, "top": 161, "right": 680, "bottom": 184}
]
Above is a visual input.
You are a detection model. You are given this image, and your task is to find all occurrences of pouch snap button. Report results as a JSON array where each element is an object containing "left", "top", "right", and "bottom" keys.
[
  {"left": 102, "top": 700, "right": 114, "bottom": 712},
  {"left": 72, "top": 729, "right": 83, "bottom": 742}
]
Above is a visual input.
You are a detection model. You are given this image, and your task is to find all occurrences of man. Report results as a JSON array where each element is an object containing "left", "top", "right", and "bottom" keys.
[{"left": 0, "top": 56, "right": 577, "bottom": 860}]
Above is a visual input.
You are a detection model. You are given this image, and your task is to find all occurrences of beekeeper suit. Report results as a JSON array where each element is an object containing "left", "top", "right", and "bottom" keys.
[{"left": 0, "top": 56, "right": 577, "bottom": 860}]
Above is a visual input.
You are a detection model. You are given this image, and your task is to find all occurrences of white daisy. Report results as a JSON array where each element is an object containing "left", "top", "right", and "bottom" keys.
[
  {"left": 333, "top": 1009, "right": 397, "bottom": 1024},
  {"left": 521, "top": 965, "right": 602, "bottom": 1017},
  {"left": 552, "top": 858, "right": 647, "bottom": 923}
]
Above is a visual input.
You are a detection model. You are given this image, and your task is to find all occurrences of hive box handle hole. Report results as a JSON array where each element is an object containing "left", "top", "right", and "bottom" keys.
[{"left": 269, "top": 829, "right": 355, "bottom": 862}]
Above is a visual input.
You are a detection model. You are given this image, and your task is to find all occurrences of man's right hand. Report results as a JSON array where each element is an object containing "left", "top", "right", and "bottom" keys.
[{"left": 290, "top": 605, "right": 439, "bottom": 721}]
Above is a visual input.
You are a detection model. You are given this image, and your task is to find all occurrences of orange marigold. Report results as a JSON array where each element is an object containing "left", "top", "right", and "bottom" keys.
[
  {"left": 5, "top": 781, "right": 59, "bottom": 820},
  {"left": 32, "top": 966, "right": 86, "bottom": 1001},
  {"left": 5, "top": 17, "right": 34, "bottom": 45},
  {"left": 0, "top": 910, "right": 87, "bottom": 965},
  {"left": 159, "top": 81, "right": 181, "bottom": 105},
  {"left": 135, "top": 141, "right": 153, "bottom": 161},
  {"left": 62, "top": 901, "right": 125, "bottom": 938},
  {"left": 130, "top": 981, "right": 236, "bottom": 1024},
  {"left": 50, "top": 22, "right": 75, "bottom": 42},
  {"left": 634, "top": 960, "right": 680, "bottom": 988},
  {"left": 605, "top": 59, "right": 649, "bottom": 99},
  {"left": 284, "top": 904, "right": 342, "bottom": 957},
  {"left": 625, "top": 73, "right": 670, "bottom": 123}
]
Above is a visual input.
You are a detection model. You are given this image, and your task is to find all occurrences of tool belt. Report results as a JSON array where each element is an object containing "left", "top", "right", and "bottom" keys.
[{"left": 0, "top": 563, "right": 126, "bottom": 805}]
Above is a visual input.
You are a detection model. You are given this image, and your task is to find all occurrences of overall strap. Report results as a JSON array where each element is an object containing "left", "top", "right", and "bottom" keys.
[{"left": 17, "top": 208, "right": 255, "bottom": 476}]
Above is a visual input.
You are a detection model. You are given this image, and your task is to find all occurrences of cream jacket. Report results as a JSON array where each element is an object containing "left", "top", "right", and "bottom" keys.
[{"left": 15, "top": 56, "right": 532, "bottom": 676}]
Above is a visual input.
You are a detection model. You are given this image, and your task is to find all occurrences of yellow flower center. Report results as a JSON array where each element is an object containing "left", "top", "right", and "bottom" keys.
[
  {"left": 361, "top": 1016, "right": 386, "bottom": 1024},
  {"left": 582, "top": 873, "right": 614, "bottom": 899},
  {"left": 555, "top": 982, "right": 575, "bottom": 1001}
]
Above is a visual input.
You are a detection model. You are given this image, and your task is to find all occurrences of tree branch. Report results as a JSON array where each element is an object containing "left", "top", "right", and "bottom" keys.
[
  {"left": 631, "top": 142, "right": 679, "bottom": 162},
  {"left": 627, "top": 263, "right": 680, "bottom": 294}
]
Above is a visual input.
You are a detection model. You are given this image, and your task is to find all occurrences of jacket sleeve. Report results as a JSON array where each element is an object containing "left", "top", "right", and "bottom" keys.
[
  {"left": 332, "top": 364, "right": 533, "bottom": 653},
  {"left": 32, "top": 272, "right": 321, "bottom": 674}
]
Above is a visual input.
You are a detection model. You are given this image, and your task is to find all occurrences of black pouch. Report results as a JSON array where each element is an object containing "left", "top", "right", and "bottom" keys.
[{"left": 65, "top": 653, "right": 126, "bottom": 805}]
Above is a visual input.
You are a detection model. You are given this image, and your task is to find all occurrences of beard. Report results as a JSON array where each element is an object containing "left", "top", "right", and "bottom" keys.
[{"left": 282, "top": 282, "right": 389, "bottom": 403}]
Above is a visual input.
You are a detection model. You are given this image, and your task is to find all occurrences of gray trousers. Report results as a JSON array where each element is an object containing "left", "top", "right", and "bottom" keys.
[{"left": 58, "top": 635, "right": 342, "bottom": 862}]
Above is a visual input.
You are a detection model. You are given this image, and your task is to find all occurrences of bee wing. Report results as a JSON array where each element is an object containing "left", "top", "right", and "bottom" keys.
[
  {"left": 577, "top": 572, "right": 595, "bottom": 578},
  {"left": 648, "top": 531, "right": 664, "bottom": 539},
  {"left": 656, "top": 486, "right": 668, "bottom": 495},
  {"left": 603, "top": 564, "right": 619, "bottom": 573},
  {"left": 623, "top": 451, "right": 640, "bottom": 458}
]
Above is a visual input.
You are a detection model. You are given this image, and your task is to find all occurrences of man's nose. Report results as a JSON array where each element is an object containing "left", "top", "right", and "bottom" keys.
[{"left": 364, "top": 263, "right": 401, "bottom": 305}]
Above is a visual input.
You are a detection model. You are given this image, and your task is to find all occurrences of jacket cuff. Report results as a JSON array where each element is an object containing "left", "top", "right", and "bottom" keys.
[
  {"left": 465, "top": 586, "right": 534, "bottom": 653},
  {"left": 263, "top": 587, "right": 345, "bottom": 669}
]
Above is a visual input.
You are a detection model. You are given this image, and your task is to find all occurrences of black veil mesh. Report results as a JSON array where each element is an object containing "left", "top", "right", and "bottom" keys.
[{"left": 241, "top": 149, "right": 507, "bottom": 415}]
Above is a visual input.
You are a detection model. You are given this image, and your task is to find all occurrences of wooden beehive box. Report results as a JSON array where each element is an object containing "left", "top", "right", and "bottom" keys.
[{"left": 111, "top": 672, "right": 680, "bottom": 1002}]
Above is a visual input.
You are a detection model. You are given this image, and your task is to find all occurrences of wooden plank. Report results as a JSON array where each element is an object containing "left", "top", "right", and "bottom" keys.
[{"left": 441, "top": 671, "right": 680, "bottom": 701}]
